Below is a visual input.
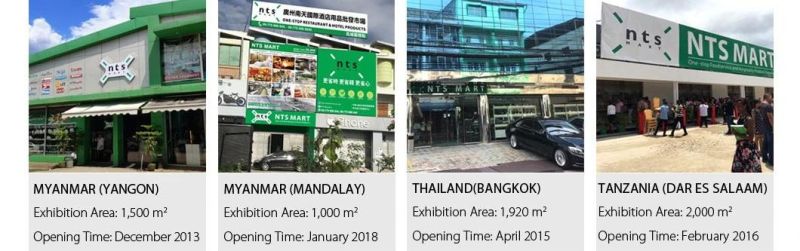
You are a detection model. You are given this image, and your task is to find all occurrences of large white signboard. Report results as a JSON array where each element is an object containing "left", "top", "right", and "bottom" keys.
[
  {"left": 250, "top": 1, "right": 368, "bottom": 39},
  {"left": 600, "top": 3, "right": 679, "bottom": 67}
]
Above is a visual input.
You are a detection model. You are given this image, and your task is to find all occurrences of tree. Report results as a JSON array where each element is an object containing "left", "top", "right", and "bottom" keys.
[{"left": 135, "top": 125, "right": 162, "bottom": 171}]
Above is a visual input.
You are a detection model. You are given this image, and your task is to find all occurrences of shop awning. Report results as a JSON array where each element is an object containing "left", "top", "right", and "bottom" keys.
[
  {"left": 141, "top": 98, "right": 205, "bottom": 114},
  {"left": 61, "top": 101, "right": 147, "bottom": 118}
]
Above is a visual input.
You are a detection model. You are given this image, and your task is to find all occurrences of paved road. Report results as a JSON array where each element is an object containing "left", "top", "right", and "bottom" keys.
[
  {"left": 409, "top": 141, "right": 580, "bottom": 172},
  {"left": 597, "top": 124, "right": 773, "bottom": 173}
]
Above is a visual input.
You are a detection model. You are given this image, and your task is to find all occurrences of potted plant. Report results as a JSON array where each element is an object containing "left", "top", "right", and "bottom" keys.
[
  {"left": 50, "top": 114, "right": 76, "bottom": 167},
  {"left": 135, "top": 125, "right": 161, "bottom": 171}
]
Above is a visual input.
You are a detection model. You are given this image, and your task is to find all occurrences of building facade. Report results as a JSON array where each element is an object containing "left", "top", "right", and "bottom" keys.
[
  {"left": 29, "top": 0, "right": 207, "bottom": 169},
  {"left": 217, "top": 28, "right": 395, "bottom": 172},
  {"left": 407, "top": 0, "right": 584, "bottom": 148},
  {"left": 596, "top": 3, "right": 774, "bottom": 134}
]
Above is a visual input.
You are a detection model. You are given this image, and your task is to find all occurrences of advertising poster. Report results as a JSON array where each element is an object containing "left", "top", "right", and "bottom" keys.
[
  {"left": 316, "top": 47, "right": 377, "bottom": 117},
  {"left": 39, "top": 77, "right": 51, "bottom": 96},
  {"left": 245, "top": 41, "right": 317, "bottom": 126},
  {"left": 250, "top": 1, "right": 368, "bottom": 39},
  {"left": 162, "top": 35, "right": 204, "bottom": 82},
  {"left": 54, "top": 69, "right": 66, "bottom": 94}
]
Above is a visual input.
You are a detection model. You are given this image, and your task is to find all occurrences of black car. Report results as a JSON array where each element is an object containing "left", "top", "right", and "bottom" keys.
[
  {"left": 252, "top": 150, "right": 303, "bottom": 171},
  {"left": 568, "top": 117, "right": 584, "bottom": 131},
  {"left": 506, "top": 117, "right": 584, "bottom": 169}
]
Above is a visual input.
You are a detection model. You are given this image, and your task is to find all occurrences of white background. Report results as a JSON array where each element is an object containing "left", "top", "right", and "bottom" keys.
[{"left": 2, "top": 0, "right": 799, "bottom": 250}]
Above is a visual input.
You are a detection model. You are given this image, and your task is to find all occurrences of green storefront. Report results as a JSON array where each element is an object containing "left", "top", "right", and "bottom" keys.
[{"left": 29, "top": 0, "right": 206, "bottom": 170}]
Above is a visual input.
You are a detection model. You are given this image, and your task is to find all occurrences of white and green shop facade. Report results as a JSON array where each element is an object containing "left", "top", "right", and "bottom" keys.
[
  {"left": 29, "top": 0, "right": 206, "bottom": 169},
  {"left": 218, "top": 3, "right": 393, "bottom": 171},
  {"left": 598, "top": 3, "right": 773, "bottom": 132}
]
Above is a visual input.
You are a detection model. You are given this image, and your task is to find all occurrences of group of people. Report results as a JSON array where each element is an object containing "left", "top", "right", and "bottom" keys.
[
  {"left": 635, "top": 94, "right": 774, "bottom": 172},
  {"left": 730, "top": 94, "right": 774, "bottom": 172},
  {"left": 647, "top": 97, "right": 713, "bottom": 137}
]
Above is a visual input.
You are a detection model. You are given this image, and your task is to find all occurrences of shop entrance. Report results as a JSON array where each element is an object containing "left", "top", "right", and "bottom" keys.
[
  {"left": 412, "top": 95, "right": 480, "bottom": 147},
  {"left": 596, "top": 80, "right": 643, "bottom": 134},
  {"left": 269, "top": 134, "right": 284, "bottom": 153},
  {"left": 89, "top": 116, "right": 114, "bottom": 165},
  {"left": 123, "top": 114, "right": 151, "bottom": 165},
  {"left": 678, "top": 83, "right": 712, "bottom": 101}
]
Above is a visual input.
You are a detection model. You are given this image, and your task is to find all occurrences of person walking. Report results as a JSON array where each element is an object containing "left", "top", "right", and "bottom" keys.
[
  {"left": 723, "top": 97, "right": 735, "bottom": 134},
  {"left": 607, "top": 101, "right": 616, "bottom": 132},
  {"left": 731, "top": 100, "right": 762, "bottom": 172},
  {"left": 637, "top": 97, "right": 647, "bottom": 134},
  {"left": 758, "top": 94, "right": 774, "bottom": 166},
  {"left": 654, "top": 100, "right": 671, "bottom": 137},
  {"left": 671, "top": 100, "right": 687, "bottom": 137},
  {"left": 698, "top": 101, "right": 709, "bottom": 128}
]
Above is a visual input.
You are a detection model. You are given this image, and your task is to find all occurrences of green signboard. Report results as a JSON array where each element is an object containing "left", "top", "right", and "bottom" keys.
[
  {"left": 679, "top": 25, "right": 774, "bottom": 78},
  {"left": 316, "top": 48, "right": 377, "bottom": 117},
  {"left": 246, "top": 109, "right": 315, "bottom": 127}
]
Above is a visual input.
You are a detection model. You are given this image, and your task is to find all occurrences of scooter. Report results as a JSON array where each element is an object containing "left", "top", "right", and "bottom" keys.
[{"left": 219, "top": 91, "right": 246, "bottom": 106}]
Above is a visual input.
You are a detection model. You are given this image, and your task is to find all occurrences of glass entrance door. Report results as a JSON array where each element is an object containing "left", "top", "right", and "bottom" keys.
[
  {"left": 89, "top": 116, "right": 113, "bottom": 165},
  {"left": 457, "top": 96, "right": 480, "bottom": 143}
]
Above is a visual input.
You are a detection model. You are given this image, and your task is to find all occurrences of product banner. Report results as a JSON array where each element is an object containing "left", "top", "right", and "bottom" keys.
[
  {"left": 678, "top": 25, "right": 774, "bottom": 78},
  {"left": 246, "top": 41, "right": 317, "bottom": 114},
  {"left": 316, "top": 48, "right": 377, "bottom": 117},
  {"left": 600, "top": 3, "right": 774, "bottom": 78},
  {"left": 250, "top": 1, "right": 368, "bottom": 39},
  {"left": 246, "top": 109, "right": 315, "bottom": 127}
]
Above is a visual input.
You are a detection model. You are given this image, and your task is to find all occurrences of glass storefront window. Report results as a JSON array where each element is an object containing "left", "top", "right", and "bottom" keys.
[
  {"left": 167, "top": 110, "right": 206, "bottom": 166},
  {"left": 596, "top": 80, "right": 642, "bottom": 133},
  {"left": 411, "top": 95, "right": 479, "bottom": 146},
  {"left": 29, "top": 107, "right": 76, "bottom": 155},
  {"left": 162, "top": 33, "right": 206, "bottom": 83},
  {"left": 489, "top": 95, "right": 541, "bottom": 139}
]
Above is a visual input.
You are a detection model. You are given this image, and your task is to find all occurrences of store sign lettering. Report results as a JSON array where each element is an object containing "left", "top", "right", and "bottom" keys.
[
  {"left": 99, "top": 55, "right": 135, "bottom": 85},
  {"left": 679, "top": 25, "right": 773, "bottom": 77},
  {"left": 250, "top": 1, "right": 368, "bottom": 39},
  {"left": 246, "top": 109, "right": 315, "bottom": 127},
  {"left": 409, "top": 82, "right": 487, "bottom": 94},
  {"left": 601, "top": 3, "right": 773, "bottom": 78}
]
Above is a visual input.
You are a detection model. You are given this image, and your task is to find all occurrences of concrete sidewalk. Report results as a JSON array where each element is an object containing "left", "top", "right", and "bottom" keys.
[
  {"left": 409, "top": 141, "right": 575, "bottom": 172},
  {"left": 598, "top": 124, "right": 773, "bottom": 173}
]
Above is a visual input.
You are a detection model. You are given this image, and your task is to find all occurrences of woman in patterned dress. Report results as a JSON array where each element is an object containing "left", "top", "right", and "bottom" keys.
[{"left": 731, "top": 100, "right": 762, "bottom": 173}]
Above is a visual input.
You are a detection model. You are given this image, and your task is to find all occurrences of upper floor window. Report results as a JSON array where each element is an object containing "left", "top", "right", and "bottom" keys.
[
  {"left": 219, "top": 45, "right": 241, "bottom": 67},
  {"left": 499, "top": 9, "right": 518, "bottom": 20},
  {"left": 162, "top": 33, "right": 205, "bottom": 83},
  {"left": 467, "top": 5, "right": 487, "bottom": 17}
]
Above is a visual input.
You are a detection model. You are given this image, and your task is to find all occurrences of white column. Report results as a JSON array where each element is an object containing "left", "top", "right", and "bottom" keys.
[
  {"left": 371, "top": 132, "right": 383, "bottom": 172},
  {"left": 755, "top": 87, "right": 765, "bottom": 101},
  {"left": 672, "top": 82, "right": 680, "bottom": 102},
  {"left": 479, "top": 95, "right": 490, "bottom": 143},
  {"left": 739, "top": 85, "right": 746, "bottom": 98}
]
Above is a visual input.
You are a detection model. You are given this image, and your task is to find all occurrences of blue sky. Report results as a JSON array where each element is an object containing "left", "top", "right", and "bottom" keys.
[{"left": 29, "top": 0, "right": 172, "bottom": 53}]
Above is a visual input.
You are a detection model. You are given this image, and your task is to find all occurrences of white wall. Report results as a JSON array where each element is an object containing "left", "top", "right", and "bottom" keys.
[
  {"left": 643, "top": 81, "right": 675, "bottom": 104},
  {"left": 598, "top": 59, "right": 773, "bottom": 87},
  {"left": 29, "top": 30, "right": 149, "bottom": 100}
]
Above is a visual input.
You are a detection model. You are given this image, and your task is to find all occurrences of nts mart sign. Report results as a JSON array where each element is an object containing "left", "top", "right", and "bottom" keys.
[
  {"left": 601, "top": 3, "right": 773, "bottom": 78},
  {"left": 250, "top": 1, "right": 368, "bottom": 39}
]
